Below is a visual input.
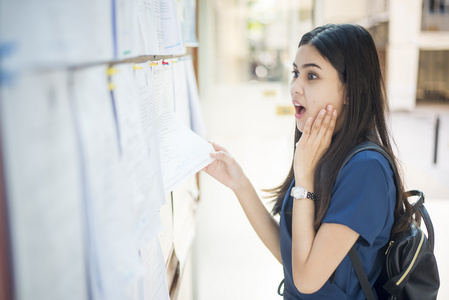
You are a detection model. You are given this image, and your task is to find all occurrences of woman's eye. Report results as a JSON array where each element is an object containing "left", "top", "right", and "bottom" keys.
[
  {"left": 291, "top": 70, "right": 299, "bottom": 78},
  {"left": 308, "top": 73, "right": 317, "bottom": 80}
]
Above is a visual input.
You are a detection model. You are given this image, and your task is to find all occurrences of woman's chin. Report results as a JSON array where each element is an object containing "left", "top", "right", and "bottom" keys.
[{"left": 296, "top": 121, "right": 305, "bottom": 133}]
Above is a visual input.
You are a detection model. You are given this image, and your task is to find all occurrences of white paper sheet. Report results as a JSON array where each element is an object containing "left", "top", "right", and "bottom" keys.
[
  {"left": 158, "top": 194, "right": 174, "bottom": 263},
  {"left": 172, "top": 59, "right": 191, "bottom": 128},
  {"left": 180, "top": 0, "right": 199, "bottom": 46},
  {"left": 172, "top": 177, "right": 197, "bottom": 268},
  {"left": 151, "top": 62, "right": 214, "bottom": 193},
  {"left": 0, "top": 70, "right": 87, "bottom": 300},
  {"left": 134, "top": 62, "right": 166, "bottom": 211},
  {"left": 112, "top": 63, "right": 165, "bottom": 245},
  {"left": 185, "top": 57, "right": 207, "bottom": 139},
  {"left": 159, "top": 0, "right": 185, "bottom": 54},
  {"left": 136, "top": 0, "right": 160, "bottom": 55},
  {"left": 134, "top": 0, "right": 184, "bottom": 56},
  {"left": 0, "top": 0, "right": 114, "bottom": 70},
  {"left": 140, "top": 237, "right": 170, "bottom": 300},
  {"left": 115, "top": 0, "right": 139, "bottom": 59},
  {"left": 72, "top": 65, "right": 143, "bottom": 300}
]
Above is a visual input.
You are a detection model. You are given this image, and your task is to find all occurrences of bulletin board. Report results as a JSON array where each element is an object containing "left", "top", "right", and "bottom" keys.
[{"left": 0, "top": 0, "right": 207, "bottom": 299}]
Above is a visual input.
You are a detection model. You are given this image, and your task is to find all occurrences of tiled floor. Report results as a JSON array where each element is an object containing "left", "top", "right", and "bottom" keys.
[{"left": 191, "top": 82, "right": 449, "bottom": 299}]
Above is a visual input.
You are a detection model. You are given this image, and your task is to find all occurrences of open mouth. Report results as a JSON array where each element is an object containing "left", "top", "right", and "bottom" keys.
[{"left": 294, "top": 103, "right": 306, "bottom": 117}]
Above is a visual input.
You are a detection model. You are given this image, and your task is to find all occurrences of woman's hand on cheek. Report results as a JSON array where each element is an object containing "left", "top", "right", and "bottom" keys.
[{"left": 294, "top": 105, "right": 337, "bottom": 188}]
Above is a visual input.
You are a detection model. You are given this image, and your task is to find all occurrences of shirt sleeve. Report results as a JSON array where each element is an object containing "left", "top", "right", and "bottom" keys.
[{"left": 321, "top": 150, "right": 395, "bottom": 247}]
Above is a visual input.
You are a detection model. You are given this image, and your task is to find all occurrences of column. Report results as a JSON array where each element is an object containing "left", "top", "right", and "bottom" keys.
[{"left": 387, "top": 0, "right": 422, "bottom": 111}]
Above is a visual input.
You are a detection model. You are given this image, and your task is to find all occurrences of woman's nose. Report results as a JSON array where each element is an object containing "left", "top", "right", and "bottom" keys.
[{"left": 290, "top": 77, "right": 304, "bottom": 95}]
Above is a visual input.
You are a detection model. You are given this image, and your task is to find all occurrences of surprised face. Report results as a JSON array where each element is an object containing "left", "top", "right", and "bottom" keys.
[{"left": 290, "top": 44, "right": 346, "bottom": 133}]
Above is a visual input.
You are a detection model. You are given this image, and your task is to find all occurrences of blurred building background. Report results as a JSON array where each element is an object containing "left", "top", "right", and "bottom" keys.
[
  {"left": 179, "top": 0, "right": 449, "bottom": 299},
  {"left": 197, "top": 0, "right": 449, "bottom": 110}
]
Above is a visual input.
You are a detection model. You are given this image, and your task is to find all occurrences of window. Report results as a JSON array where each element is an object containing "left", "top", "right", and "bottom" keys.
[{"left": 422, "top": 0, "right": 449, "bottom": 31}]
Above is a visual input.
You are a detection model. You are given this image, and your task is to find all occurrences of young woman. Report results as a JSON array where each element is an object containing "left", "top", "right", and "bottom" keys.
[{"left": 204, "top": 24, "right": 413, "bottom": 299}]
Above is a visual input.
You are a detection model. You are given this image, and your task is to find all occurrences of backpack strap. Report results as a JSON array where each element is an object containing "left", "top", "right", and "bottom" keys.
[
  {"left": 338, "top": 142, "right": 401, "bottom": 200},
  {"left": 406, "top": 190, "right": 435, "bottom": 251},
  {"left": 349, "top": 246, "right": 376, "bottom": 300},
  {"left": 338, "top": 142, "right": 396, "bottom": 300}
]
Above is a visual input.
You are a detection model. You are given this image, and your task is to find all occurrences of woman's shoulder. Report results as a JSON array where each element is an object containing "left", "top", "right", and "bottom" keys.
[
  {"left": 336, "top": 149, "right": 394, "bottom": 187},
  {"left": 345, "top": 149, "right": 391, "bottom": 172}
]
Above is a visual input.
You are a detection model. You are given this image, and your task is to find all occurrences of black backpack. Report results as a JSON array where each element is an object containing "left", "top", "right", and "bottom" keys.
[{"left": 339, "top": 142, "right": 440, "bottom": 300}]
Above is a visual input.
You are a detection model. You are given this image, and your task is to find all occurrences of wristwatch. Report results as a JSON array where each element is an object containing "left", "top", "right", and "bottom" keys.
[{"left": 291, "top": 186, "right": 316, "bottom": 201}]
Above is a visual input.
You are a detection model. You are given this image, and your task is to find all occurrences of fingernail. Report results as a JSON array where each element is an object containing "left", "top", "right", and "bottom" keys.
[
  {"left": 327, "top": 105, "right": 333, "bottom": 111},
  {"left": 320, "top": 110, "right": 326, "bottom": 116}
]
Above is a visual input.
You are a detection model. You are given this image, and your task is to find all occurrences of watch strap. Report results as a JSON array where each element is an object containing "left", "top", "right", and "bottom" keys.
[{"left": 306, "top": 191, "right": 316, "bottom": 201}]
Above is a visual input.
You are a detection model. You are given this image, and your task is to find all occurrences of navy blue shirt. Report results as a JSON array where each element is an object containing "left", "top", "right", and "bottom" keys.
[{"left": 279, "top": 150, "right": 396, "bottom": 299}]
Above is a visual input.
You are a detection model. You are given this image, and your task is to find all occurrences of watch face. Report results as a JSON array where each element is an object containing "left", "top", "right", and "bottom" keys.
[{"left": 293, "top": 186, "right": 306, "bottom": 199}]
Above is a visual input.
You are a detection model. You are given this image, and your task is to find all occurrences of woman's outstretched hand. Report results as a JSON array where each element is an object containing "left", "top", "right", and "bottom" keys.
[
  {"left": 294, "top": 105, "right": 337, "bottom": 189},
  {"left": 203, "top": 142, "right": 247, "bottom": 192}
]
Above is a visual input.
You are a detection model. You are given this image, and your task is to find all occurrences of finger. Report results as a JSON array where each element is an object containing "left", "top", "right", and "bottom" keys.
[
  {"left": 316, "top": 105, "right": 334, "bottom": 139},
  {"left": 210, "top": 141, "right": 229, "bottom": 153},
  {"left": 210, "top": 150, "right": 234, "bottom": 165},
  {"left": 323, "top": 109, "right": 337, "bottom": 142},
  {"left": 311, "top": 109, "right": 326, "bottom": 138},
  {"left": 301, "top": 117, "right": 313, "bottom": 141}
]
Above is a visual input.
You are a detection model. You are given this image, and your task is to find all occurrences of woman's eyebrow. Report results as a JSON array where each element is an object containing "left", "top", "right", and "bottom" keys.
[{"left": 292, "top": 62, "right": 322, "bottom": 70}]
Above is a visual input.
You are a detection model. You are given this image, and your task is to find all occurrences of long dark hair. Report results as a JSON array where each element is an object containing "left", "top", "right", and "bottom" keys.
[{"left": 269, "top": 24, "right": 413, "bottom": 235}]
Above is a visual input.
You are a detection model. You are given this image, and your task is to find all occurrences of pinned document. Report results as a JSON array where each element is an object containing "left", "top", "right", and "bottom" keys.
[
  {"left": 140, "top": 237, "right": 170, "bottom": 300},
  {"left": 72, "top": 65, "right": 143, "bottom": 300},
  {"left": 0, "top": 70, "right": 88, "bottom": 300},
  {"left": 159, "top": 0, "right": 185, "bottom": 54},
  {"left": 0, "top": 0, "right": 114, "bottom": 70},
  {"left": 152, "top": 62, "right": 214, "bottom": 193}
]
